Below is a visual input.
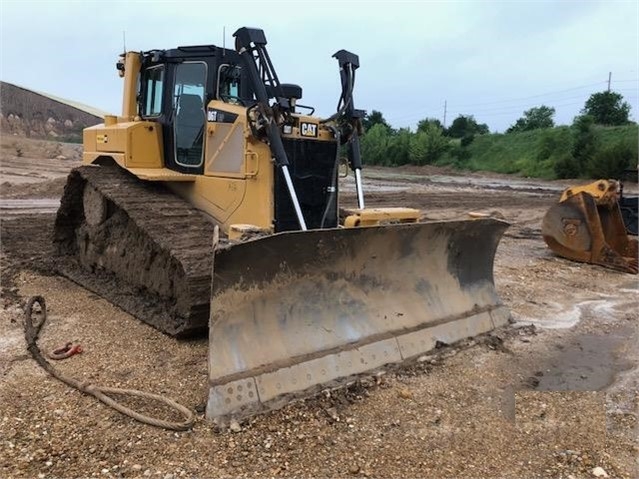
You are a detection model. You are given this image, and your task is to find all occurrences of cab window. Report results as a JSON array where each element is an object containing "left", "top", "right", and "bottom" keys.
[
  {"left": 142, "top": 66, "right": 164, "bottom": 117},
  {"left": 173, "top": 63, "right": 206, "bottom": 107},
  {"left": 218, "top": 65, "right": 242, "bottom": 104},
  {"left": 173, "top": 62, "right": 207, "bottom": 168}
]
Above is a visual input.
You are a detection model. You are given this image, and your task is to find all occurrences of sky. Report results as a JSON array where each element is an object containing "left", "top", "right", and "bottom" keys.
[{"left": 1, "top": 0, "right": 637, "bottom": 133}]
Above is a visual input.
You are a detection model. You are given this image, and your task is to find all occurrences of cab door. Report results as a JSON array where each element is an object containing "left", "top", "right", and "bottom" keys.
[{"left": 139, "top": 61, "right": 204, "bottom": 174}]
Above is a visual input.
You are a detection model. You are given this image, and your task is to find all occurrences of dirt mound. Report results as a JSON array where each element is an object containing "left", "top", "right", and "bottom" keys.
[{"left": 0, "top": 81, "right": 103, "bottom": 142}]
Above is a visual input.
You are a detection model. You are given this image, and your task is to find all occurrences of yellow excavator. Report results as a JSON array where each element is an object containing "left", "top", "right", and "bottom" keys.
[
  {"left": 542, "top": 179, "right": 638, "bottom": 273},
  {"left": 54, "top": 27, "right": 510, "bottom": 424}
]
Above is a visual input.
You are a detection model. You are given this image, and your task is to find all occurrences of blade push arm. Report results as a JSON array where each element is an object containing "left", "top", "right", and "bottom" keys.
[
  {"left": 331, "top": 50, "right": 366, "bottom": 209},
  {"left": 233, "top": 27, "right": 307, "bottom": 231}
]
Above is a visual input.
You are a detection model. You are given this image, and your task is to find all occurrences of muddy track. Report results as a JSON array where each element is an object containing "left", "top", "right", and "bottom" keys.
[{"left": 53, "top": 165, "right": 216, "bottom": 336}]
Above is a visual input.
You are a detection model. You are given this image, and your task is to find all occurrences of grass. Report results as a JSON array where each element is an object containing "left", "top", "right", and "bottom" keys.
[{"left": 437, "top": 123, "right": 638, "bottom": 180}]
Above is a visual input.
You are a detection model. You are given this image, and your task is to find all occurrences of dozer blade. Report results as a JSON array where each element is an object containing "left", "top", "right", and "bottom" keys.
[
  {"left": 206, "top": 218, "right": 510, "bottom": 424},
  {"left": 542, "top": 193, "right": 638, "bottom": 274}
]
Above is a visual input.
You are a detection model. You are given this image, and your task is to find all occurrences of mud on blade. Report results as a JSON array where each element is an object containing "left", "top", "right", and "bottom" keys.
[{"left": 207, "top": 218, "right": 510, "bottom": 424}]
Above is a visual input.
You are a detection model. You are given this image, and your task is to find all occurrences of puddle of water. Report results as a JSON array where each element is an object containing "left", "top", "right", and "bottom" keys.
[
  {"left": 516, "top": 294, "right": 638, "bottom": 392},
  {"left": 535, "top": 326, "right": 635, "bottom": 391}
]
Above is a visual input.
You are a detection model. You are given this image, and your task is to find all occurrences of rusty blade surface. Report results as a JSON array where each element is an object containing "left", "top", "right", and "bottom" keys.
[{"left": 207, "top": 218, "right": 510, "bottom": 424}]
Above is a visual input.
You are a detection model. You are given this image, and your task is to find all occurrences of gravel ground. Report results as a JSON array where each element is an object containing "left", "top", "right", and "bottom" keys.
[{"left": 1, "top": 164, "right": 638, "bottom": 479}]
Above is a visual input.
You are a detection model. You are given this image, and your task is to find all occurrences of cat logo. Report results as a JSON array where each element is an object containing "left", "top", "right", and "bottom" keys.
[
  {"left": 300, "top": 122, "right": 318, "bottom": 138},
  {"left": 96, "top": 134, "right": 108, "bottom": 144}
]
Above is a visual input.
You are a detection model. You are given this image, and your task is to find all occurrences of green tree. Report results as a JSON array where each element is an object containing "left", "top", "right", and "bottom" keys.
[
  {"left": 446, "top": 115, "right": 489, "bottom": 138},
  {"left": 476, "top": 123, "right": 490, "bottom": 135},
  {"left": 360, "top": 123, "right": 391, "bottom": 165},
  {"left": 362, "top": 110, "right": 392, "bottom": 133},
  {"left": 553, "top": 154, "right": 580, "bottom": 180},
  {"left": 386, "top": 128, "right": 412, "bottom": 165},
  {"left": 460, "top": 134, "right": 475, "bottom": 147},
  {"left": 536, "top": 127, "right": 573, "bottom": 162},
  {"left": 572, "top": 115, "right": 598, "bottom": 169},
  {"left": 417, "top": 117, "right": 443, "bottom": 132},
  {"left": 507, "top": 105, "right": 555, "bottom": 133},
  {"left": 586, "top": 141, "right": 637, "bottom": 178},
  {"left": 409, "top": 123, "right": 449, "bottom": 165},
  {"left": 554, "top": 114, "right": 600, "bottom": 179},
  {"left": 449, "top": 144, "right": 472, "bottom": 168},
  {"left": 582, "top": 91, "right": 631, "bottom": 126}
]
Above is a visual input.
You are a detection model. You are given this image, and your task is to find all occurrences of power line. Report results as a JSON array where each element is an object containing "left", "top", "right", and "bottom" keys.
[
  {"left": 386, "top": 109, "right": 447, "bottom": 124},
  {"left": 449, "top": 100, "right": 587, "bottom": 117},
  {"left": 383, "top": 76, "right": 639, "bottom": 127},
  {"left": 446, "top": 78, "right": 638, "bottom": 110},
  {"left": 447, "top": 96, "right": 636, "bottom": 120},
  {"left": 447, "top": 81, "right": 607, "bottom": 109},
  {"left": 386, "top": 86, "right": 639, "bottom": 124},
  {"left": 450, "top": 90, "right": 637, "bottom": 116},
  {"left": 451, "top": 93, "right": 594, "bottom": 114},
  {"left": 386, "top": 84, "right": 602, "bottom": 122},
  {"left": 394, "top": 94, "right": 637, "bottom": 125},
  {"left": 450, "top": 101, "right": 586, "bottom": 118}
]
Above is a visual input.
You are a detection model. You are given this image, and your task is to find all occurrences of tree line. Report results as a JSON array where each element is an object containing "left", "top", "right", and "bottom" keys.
[{"left": 360, "top": 90, "right": 635, "bottom": 179}]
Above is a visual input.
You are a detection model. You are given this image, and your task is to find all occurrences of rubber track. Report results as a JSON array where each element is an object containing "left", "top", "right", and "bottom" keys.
[{"left": 54, "top": 164, "right": 216, "bottom": 336}]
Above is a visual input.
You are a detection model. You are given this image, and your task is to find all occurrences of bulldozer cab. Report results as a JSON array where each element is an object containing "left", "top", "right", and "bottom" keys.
[
  {"left": 137, "top": 47, "right": 251, "bottom": 175},
  {"left": 132, "top": 37, "right": 342, "bottom": 233}
]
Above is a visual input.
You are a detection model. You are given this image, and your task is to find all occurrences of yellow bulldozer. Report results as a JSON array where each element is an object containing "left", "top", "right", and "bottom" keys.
[
  {"left": 54, "top": 27, "right": 510, "bottom": 424},
  {"left": 542, "top": 179, "right": 638, "bottom": 273}
]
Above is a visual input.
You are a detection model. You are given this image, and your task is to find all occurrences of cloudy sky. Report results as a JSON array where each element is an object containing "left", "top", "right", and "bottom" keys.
[{"left": 1, "top": 1, "right": 637, "bottom": 132}]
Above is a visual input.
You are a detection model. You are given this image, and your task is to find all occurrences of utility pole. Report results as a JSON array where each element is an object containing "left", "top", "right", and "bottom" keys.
[
  {"left": 443, "top": 100, "right": 447, "bottom": 128},
  {"left": 608, "top": 72, "right": 611, "bottom": 92}
]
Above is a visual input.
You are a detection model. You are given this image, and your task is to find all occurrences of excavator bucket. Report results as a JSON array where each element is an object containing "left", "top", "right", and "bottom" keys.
[
  {"left": 542, "top": 192, "right": 638, "bottom": 273},
  {"left": 206, "top": 218, "right": 510, "bottom": 424}
]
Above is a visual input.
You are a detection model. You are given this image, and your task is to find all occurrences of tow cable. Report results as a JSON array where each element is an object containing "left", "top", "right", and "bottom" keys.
[{"left": 23, "top": 295, "right": 195, "bottom": 431}]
